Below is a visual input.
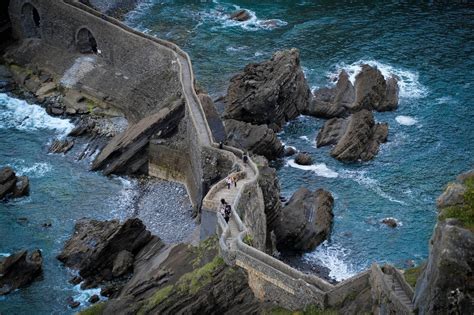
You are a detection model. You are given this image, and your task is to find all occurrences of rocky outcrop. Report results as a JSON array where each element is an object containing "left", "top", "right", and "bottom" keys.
[
  {"left": 224, "top": 119, "right": 284, "bottom": 160},
  {"left": 0, "top": 250, "right": 43, "bottom": 295},
  {"left": 316, "top": 109, "right": 388, "bottom": 162},
  {"left": 91, "top": 98, "right": 184, "bottom": 175},
  {"left": 57, "top": 218, "right": 162, "bottom": 289},
  {"left": 294, "top": 152, "right": 313, "bottom": 165},
  {"left": 414, "top": 171, "right": 474, "bottom": 314},
  {"left": 276, "top": 187, "right": 334, "bottom": 252},
  {"left": 230, "top": 9, "right": 251, "bottom": 22},
  {"left": 0, "top": 166, "right": 30, "bottom": 200},
  {"left": 223, "top": 49, "right": 310, "bottom": 131},
  {"left": 49, "top": 139, "right": 75, "bottom": 154}
]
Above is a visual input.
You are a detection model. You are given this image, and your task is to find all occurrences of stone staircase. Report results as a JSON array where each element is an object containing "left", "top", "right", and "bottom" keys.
[{"left": 385, "top": 273, "right": 415, "bottom": 310}]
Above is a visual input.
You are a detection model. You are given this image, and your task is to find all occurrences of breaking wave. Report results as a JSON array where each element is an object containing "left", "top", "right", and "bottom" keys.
[
  {"left": 395, "top": 115, "right": 418, "bottom": 126},
  {"left": 286, "top": 159, "right": 339, "bottom": 178}
]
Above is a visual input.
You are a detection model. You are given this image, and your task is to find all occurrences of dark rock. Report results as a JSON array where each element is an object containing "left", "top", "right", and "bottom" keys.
[
  {"left": 100, "top": 285, "right": 120, "bottom": 297},
  {"left": 230, "top": 9, "right": 251, "bottom": 22},
  {"left": 294, "top": 152, "right": 313, "bottom": 165},
  {"left": 66, "top": 296, "right": 80, "bottom": 309},
  {"left": 49, "top": 139, "right": 75, "bottom": 154},
  {"left": 223, "top": 49, "right": 310, "bottom": 131},
  {"left": 89, "top": 294, "right": 100, "bottom": 304},
  {"left": 276, "top": 187, "right": 334, "bottom": 252},
  {"left": 42, "top": 221, "right": 52, "bottom": 228},
  {"left": 13, "top": 175, "right": 29, "bottom": 198},
  {"left": 317, "top": 109, "right": 388, "bottom": 162},
  {"left": 47, "top": 105, "right": 65, "bottom": 116},
  {"left": 284, "top": 146, "right": 297, "bottom": 157},
  {"left": 0, "top": 167, "right": 16, "bottom": 199},
  {"left": 0, "top": 250, "right": 43, "bottom": 295},
  {"left": 112, "top": 250, "right": 134, "bottom": 277},
  {"left": 199, "top": 93, "right": 226, "bottom": 143},
  {"left": 68, "top": 119, "right": 95, "bottom": 137},
  {"left": 69, "top": 276, "right": 82, "bottom": 285},
  {"left": 381, "top": 218, "right": 398, "bottom": 228},
  {"left": 57, "top": 218, "right": 161, "bottom": 286},
  {"left": 0, "top": 166, "right": 15, "bottom": 184},
  {"left": 92, "top": 98, "right": 184, "bottom": 175},
  {"left": 224, "top": 119, "right": 284, "bottom": 160}
]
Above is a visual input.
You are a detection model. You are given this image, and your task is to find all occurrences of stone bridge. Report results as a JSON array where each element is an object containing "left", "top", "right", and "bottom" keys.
[{"left": 6, "top": 0, "right": 416, "bottom": 313}]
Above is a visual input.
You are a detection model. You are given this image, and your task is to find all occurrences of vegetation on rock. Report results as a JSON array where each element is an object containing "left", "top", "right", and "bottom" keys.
[{"left": 439, "top": 177, "right": 474, "bottom": 230}]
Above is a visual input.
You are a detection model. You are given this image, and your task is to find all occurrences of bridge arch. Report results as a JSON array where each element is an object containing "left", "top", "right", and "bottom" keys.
[
  {"left": 76, "top": 27, "right": 98, "bottom": 54},
  {"left": 21, "top": 2, "right": 41, "bottom": 38}
]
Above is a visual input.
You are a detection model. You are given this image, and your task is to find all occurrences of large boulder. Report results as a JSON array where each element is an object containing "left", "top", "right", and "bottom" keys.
[
  {"left": 224, "top": 119, "right": 284, "bottom": 160},
  {"left": 294, "top": 152, "right": 313, "bottom": 165},
  {"left": 0, "top": 167, "right": 30, "bottom": 200},
  {"left": 57, "top": 218, "right": 162, "bottom": 287},
  {"left": 230, "top": 9, "right": 251, "bottom": 22},
  {"left": 316, "top": 109, "right": 388, "bottom": 162},
  {"left": 223, "top": 49, "right": 310, "bottom": 131},
  {"left": 276, "top": 187, "right": 334, "bottom": 252},
  {"left": 414, "top": 172, "right": 474, "bottom": 314},
  {"left": 0, "top": 250, "right": 43, "bottom": 295}
]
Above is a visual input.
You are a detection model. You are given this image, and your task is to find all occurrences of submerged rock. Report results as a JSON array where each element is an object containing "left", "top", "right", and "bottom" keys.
[
  {"left": 223, "top": 49, "right": 310, "bottom": 131},
  {"left": 0, "top": 250, "right": 43, "bottom": 295},
  {"left": 276, "top": 187, "right": 334, "bottom": 252},
  {"left": 284, "top": 146, "right": 297, "bottom": 157},
  {"left": 317, "top": 109, "right": 388, "bottom": 162},
  {"left": 381, "top": 218, "right": 398, "bottom": 228},
  {"left": 230, "top": 9, "right": 251, "bottom": 22},
  {"left": 294, "top": 152, "right": 313, "bottom": 165},
  {"left": 49, "top": 139, "right": 75, "bottom": 154}
]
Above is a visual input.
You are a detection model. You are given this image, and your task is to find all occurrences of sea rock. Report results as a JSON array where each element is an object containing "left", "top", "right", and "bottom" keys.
[
  {"left": 66, "top": 296, "right": 80, "bottom": 309},
  {"left": 0, "top": 250, "right": 43, "bottom": 295},
  {"left": 223, "top": 49, "right": 310, "bottom": 131},
  {"left": 284, "top": 146, "right": 297, "bottom": 157},
  {"left": 49, "top": 139, "right": 75, "bottom": 154},
  {"left": 12, "top": 175, "right": 29, "bottom": 198},
  {"left": 304, "top": 70, "right": 354, "bottom": 118},
  {"left": 224, "top": 119, "right": 284, "bottom": 160},
  {"left": 89, "top": 294, "right": 100, "bottom": 304},
  {"left": 0, "top": 167, "right": 30, "bottom": 199},
  {"left": 68, "top": 119, "right": 96, "bottom": 137},
  {"left": 316, "top": 109, "right": 388, "bottom": 162},
  {"left": 276, "top": 187, "right": 334, "bottom": 252},
  {"left": 436, "top": 183, "right": 466, "bottom": 208},
  {"left": 57, "top": 218, "right": 162, "bottom": 287},
  {"left": 381, "top": 218, "right": 398, "bottom": 228},
  {"left": 230, "top": 9, "right": 251, "bottom": 22},
  {"left": 92, "top": 98, "right": 184, "bottom": 175},
  {"left": 294, "top": 152, "right": 313, "bottom": 165}
]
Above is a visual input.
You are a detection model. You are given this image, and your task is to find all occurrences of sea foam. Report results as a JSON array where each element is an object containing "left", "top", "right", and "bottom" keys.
[
  {"left": 286, "top": 159, "right": 338, "bottom": 178},
  {"left": 395, "top": 115, "right": 418, "bottom": 126}
]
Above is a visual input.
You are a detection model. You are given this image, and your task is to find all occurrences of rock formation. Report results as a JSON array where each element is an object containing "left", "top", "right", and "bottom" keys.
[
  {"left": 223, "top": 49, "right": 310, "bottom": 131},
  {"left": 0, "top": 166, "right": 30, "bottom": 200},
  {"left": 224, "top": 119, "right": 284, "bottom": 160},
  {"left": 276, "top": 187, "right": 334, "bottom": 252},
  {"left": 49, "top": 139, "right": 75, "bottom": 154},
  {"left": 294, "top": 152, "right": 313, "bottom": 165},
  {"left": 0, "top": 250, "right": 43, "bottom": 295},
  {"left": 414, "top": 171, "right": 474, "bottom": 314},
  {"left": 316, "top": 109, "right": 388, "bottom": 162},
  {"left": 230, "top": 9, "right": 251, "bottom": 22},
  {"left": 57, "top": 218, "right": 162, "bottom": 290}
]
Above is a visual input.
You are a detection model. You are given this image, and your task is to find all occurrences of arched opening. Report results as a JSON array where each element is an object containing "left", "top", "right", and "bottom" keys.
[
  {"left": 76, "top": 28, "right": 98, "bottom": 54},
  {"left": 21, "top": 3, "right": 41, "bottom": 38}
]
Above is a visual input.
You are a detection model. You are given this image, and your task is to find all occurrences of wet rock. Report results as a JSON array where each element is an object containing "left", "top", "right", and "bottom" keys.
[
  {"left": 112, "top": 250, "right": 134, "bottom": 277},
  {"left": 0, "top": 250, "right": 43, "bottom": 295},
  {"left": 276, "top": 187, "right": 334, "bottom": 252},
  {"left": 66, "top": 296, "right": 80, "bottom": 309},
  {"left": 69, "top": 276, "right": 82, "bottom": 285},
  {"left": 224, "top": 119, "right": 284, "bottom": 160},
  {"left": 42, "top": 221, "right": 52, "bottom": 228},
  {"left": 12, "top": 175, "right": 29, "bottom": 198},
  {"left": 68, "top": 119, "right": 95, "bottom": 137},
  {"left": 230, "top": 9, "right": 251, "bottom": 21},
  {"left": 0, "top": 167, "right": 30, "bottom": 200},
  {"left": 223, "top": 49, "right": 310, "bottom": 131},
  {"left": 294, "top": 152, "right": 313, "bottom": 165},
  {"left": 284, "top": 146, "right": 297, "bottom": 157},
  {"left": 89, "top": 294, "right": 100, "bottom": 304},
  {"left": 381, "top": 218, "right": 398, "bottom": 228},
  {"left": 49, "top": 139, "right": 75, "bottom": 154},
  {"left": 47, "top": 106, "right": 65, "bottom": 116},
  {"left": 317, "top": 109, "right": 388, "bottom": 162}
]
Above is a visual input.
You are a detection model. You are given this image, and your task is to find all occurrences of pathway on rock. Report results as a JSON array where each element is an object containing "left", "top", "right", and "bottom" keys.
[{"left": 384, "top": 272, "right": 415, "bottom": 311}]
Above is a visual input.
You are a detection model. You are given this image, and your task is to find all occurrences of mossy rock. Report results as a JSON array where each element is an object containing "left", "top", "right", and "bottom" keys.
[
  {"left": 439, "top": 177, "right": 474, "bottom": 230},
  {"left": 404, "top": 263, "right": 425, "bottom": 288},
  {"left": 78, "top": 303, "right": 106, "bottom": 315}
]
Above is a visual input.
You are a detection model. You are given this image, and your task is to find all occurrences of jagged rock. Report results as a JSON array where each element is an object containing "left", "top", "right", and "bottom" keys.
[
  {"left": 35, "top": 82, "right": 56, "bottom": 98},
  {"left": 230, "top": 9, "right": 251, "bottom": 21},
  {"left": 92, "top": 99, "right": 184, "bottom": 175},
  {"left": 223, "top": 49, "right": 310, "bottom": 131},
  {"left": 69, "top": 276, "right": 82, "bottom": 285},
  {"left": 57, "top": 218, "right": 162, "bottom": 287},
  {"left": 89, "top": 294, "right": 100, "bottom": 304},
  {"left": 276, "top": 187, "right": 334, "bottom": 252},
  {"left": 317, "top": 109, "right": 388, "bottom": 162},
  {"left": 68, "top": 119, "right": 96, "bottom": 137},
  {"left": 12, "top": 176, "right": 29, "bottom": 198},
  {"left": 294, "top": 152, "right": 313, "bottom": 165},
  {"left": 66, "top": 296, "right": 80, "bottom": 309},
  {"left": 112, "top": 250, "right": 134, "bottom": 277},
  {"left": 0, "top": 167, "right": 30, "bottom": 199},
  {"left": 224, "top": 119, "right": 284, "bottom": 160},
  {"left": 381, "top": 218, "right": 398, "bottom": 228},
  {"left": 284, "top": 146, "right": 297, "bottom": 157},
  {"left": 0, "top": 250, "right": 43, "bottom": 295},
  {"left": 49, "top": 139, "right": 74, "bottom": 154},
  {"left": 305, "top": 70, "right": 354, "bottom": 118},
  {"left": 0, "top": 65, "right": 14, "bottom": 92}
]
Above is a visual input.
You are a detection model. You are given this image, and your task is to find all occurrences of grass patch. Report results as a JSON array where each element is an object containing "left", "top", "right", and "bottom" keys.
[
  {"left": 264, "top": 305, "right": 337, "bottom": 315},
  {"left": 137, "top": 285, "right": 173, "bottom": 315},
  {"left": 243, "top": 234, "right": 254, "bottom": 246},
  {"left": 439, "top": 177, "right": 474, "bottom": 230},
  {"left": 78, "top": 303, "right": 106, "bottom": 315},
  {"left": 404, "top": 263, "right": 425, "bottom": 288},
  {"left": 190, "top": 236, "right": 218, "bottom": 268},
  {"left": 177, "top": 255, "right": 224, "bottom": 294}
]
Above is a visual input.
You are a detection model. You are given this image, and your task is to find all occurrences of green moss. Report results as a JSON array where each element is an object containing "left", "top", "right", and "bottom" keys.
[
  {"left": 137, "top": 285, "right": 173, "bottom": 315},
  {"left": 264, "top": 305, "right": 337, "bottom": 315},
  {"left": 177, "top": 255, "right": 224, "bottom": 294},
  {"left": 243, "top": 234, "right": 254, "bottom": 246},
  {"left": 86, "top": 99, "right": 96, "bottom": 113},
  {"left": 404, "top": 263, "right": 425, "bottom": 288},
  {"left": 78, "top": 303, "right": 106, "bottom": 315},
  {"left": 190, "top": 236, "right": 218, "bottom": 268},
  {"left": 439, "top": 177, "right": 474, "bottom": 230}
]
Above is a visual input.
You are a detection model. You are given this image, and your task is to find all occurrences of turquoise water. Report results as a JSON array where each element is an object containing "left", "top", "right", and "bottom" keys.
[
  {"left": 126, "top": 0, "right": 474, "bottom": 280},
  {"left": 0, "top": 94, "right": 135, "bottom": 314}
]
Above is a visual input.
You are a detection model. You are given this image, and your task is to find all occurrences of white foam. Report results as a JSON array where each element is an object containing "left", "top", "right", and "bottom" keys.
[
  {"left": 73, "top": 283, "right": 103, "bottom": 306},
  {"left": 14, "top": 162, "right": 52, "bottom": 178},
  {"left": 286, "top": 159, "right": 339, "bottom": 178},
  {"left": 226, "top": 45, "right": 248, "bottom": 52},
  {"left": 395, "top": 115, "right": 418, "bottom": 126},
  {"left": 299, "top": 135, "right": 309, "bottom": 141},
  {"left": 329, "top": 60, "right": 428, "bottom": 99},
  {"left": 304, "top": 241, "right": 357, "bottom": 282},
  {"left": 0, "top": 253, "right": 10, "bottom": 257},
  {"left": 340, "top": 170, "right": 406, "bottom": 205},
  {"left": 0, "top": 93, "right": 74, "bottom": 136}
]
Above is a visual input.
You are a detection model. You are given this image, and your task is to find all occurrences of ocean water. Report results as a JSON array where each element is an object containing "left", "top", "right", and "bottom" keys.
[
  {"left": 126, "top": 0, "right": 474, "bottom": 280},
  {"left": 0, "top": 94, "right": 137, "bottom": 314}
]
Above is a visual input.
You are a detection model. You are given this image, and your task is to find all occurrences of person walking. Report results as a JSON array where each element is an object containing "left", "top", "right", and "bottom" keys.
[
  {"left": 220, "top": 199, "right": 230, "bottom": 223},
  {"left": 226, "top": 176, "right": 232, "bottom": 189},
  {"left": 232, "top": 174, "right": 238, "bottom": 187}
]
